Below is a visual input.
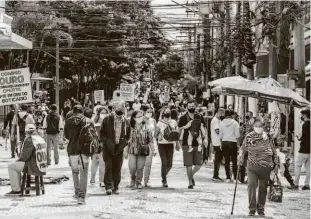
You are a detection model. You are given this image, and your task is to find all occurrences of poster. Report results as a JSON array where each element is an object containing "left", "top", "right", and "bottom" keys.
[
  {"left": 94, "top": 90, "right": 105, "bottom": 104},
  {"left": 120, "top": 84, "right": 135, "bottom": 102},
  {"left": 0, "top": 68, "right": 33, "bottom": 106}
]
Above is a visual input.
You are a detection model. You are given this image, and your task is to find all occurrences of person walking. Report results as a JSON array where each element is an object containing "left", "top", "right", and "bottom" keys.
[
  {"left": 210, "top": 108, "right": 225, "bottom": 182},
  {"left": 4, "top": 105, "right": 16, "bottom": 158},
  {"left": 143, "top": 107, "right": 157, "bottom": 187},
  {"left": 125, "top": 111, "right": 155, "bottom": 189},
  {"left": 178, "top": 101, "right": 207, "bottom": 189},
  {"left": 43, "top": 104, "right": 64, "bottom": 166},
  {"left": 99, "top": 102, "right": 130, "bottom": 195},
  {"left": 90, "top": 107, "right": 108, "bottom": 187},
  {"left": 289, "top": 108, "right": 310, "bottom": 190},
  {"left": 219, "top": 110, "right": 240, "bottom": 183},
  {"left": 157, "top": 107, "right": 179, "bottom": 187},
  {"left": 64, "top": 105, "right": 90, "bottom": 205},
  {"left": 238, "top": 117, "right": 278, "bottom": 216}
]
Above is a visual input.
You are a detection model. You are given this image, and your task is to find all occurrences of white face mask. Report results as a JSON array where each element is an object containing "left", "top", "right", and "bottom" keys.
[
  {"left": 145, "top": 113, "right": 152, "bottom": 118},
  {"left": 254, "top": 127, "right": 264, "bottom": 134},
  {"left": 135, "top": 117, "right": 143, "bottom": 124}
]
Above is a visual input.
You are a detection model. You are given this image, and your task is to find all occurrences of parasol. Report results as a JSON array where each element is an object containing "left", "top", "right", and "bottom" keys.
[{"left": 208, "top": 76, "right": 249, "bottom": 87}]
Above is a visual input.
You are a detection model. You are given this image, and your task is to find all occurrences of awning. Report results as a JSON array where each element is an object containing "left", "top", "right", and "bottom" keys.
[{"left": 0, "top": 33, "right": 32, "bottom": 49}]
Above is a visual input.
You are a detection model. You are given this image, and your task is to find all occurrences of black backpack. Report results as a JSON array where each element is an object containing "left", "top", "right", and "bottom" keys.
[
  {"left": 17, "top": 113, "right": 28, "bottom": 136},
  {"left": 162, "top": 120, "right": 179, "bottom": 142},
  {"left": 78, "top": 119, "right": 100, "bottom": 156}
]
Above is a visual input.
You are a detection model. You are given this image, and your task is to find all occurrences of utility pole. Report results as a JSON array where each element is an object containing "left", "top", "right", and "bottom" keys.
[
  {"left": 55, "top": 29, "right": 60, "bottom": 110},
  {"left": 203, "top": 14, "right": 210, "bottom": 87},
  {"left": 268, "top": 2, "right": 277, "bottom": 80},
  {"left": 196, "top": 33, "right": 201, "bottom": 76}
]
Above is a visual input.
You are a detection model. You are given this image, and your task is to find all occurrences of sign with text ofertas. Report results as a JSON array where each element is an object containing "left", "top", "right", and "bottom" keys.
[
  {"left": 0, "top": 68, "right": 33, "bottom": 106},
  {"left": 94, "top": 90, "right": 105, "bottom": 104},
  {"left": 120, "top": 84, "right": 135, "bottom": 102}
]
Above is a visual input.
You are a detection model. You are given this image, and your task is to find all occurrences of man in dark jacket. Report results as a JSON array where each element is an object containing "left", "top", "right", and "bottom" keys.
[
  {"left": 99, "top": 102, "right": 130, "bottom": 195},
  {"left": 64, "top": 105, "right": 89, "bottom": 205},
  {"left": 4, "top": 105, "right": 16, "bottom": 158},
  {"left": 6, "top": 124, "right": 47, "bottom": 196},
  {"left": 43, "top": 104, "right": 64, "bottom": 165},
  {"left": 65, "top": 101, "right": 81, "bottom": 121}
]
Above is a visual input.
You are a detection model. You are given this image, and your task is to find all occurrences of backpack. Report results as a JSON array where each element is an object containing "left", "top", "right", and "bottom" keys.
[
  {"left": 17, "top": 113, "right": 29, "bottom": 136},
  {"left": 190, "top": 119, "right": 202, "bottom": 139},
  {"left": 78, "top": 119, "right": 100, "bottom": 156},
  {"left": 162, "top": 120, "right": 179, "bottom": 142}
]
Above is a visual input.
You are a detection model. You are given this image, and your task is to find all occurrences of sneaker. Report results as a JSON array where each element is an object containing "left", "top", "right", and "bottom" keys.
[
  {"left": 5, "top": 191, "right": 21, "bottom": 196},
  {"left": 162, "top": 181, "right": 168, "bottom": 188},
  {"left": 257, "top": 211, "right": 265, "bottom": 216},
  {"left": 55, "top": 161, "right": 59, "bottom": 165},
  {"left": 77, "top": 197, "right": 85, "bottom": 205},
  {"left": 288, "top": 185, "right": 299, "bottom": 190},
  {"left": 145, "top": 182, "right": 151, "bottom": 187},
  {"left": 225, "top": 178, "right": 231, "bottom": 183},
  {"left": 99, "top": 182, "right": 105, "bottom": 188},
  {"left": 188, "top": 146, "right": 194, "bottom": 152},
  {"left": 106, "top": 189, "right": 112, "bottom": 195},
  {"left": 112, "top": 189, "right": 119, "bottom": 195},
  {"left": 197, "top": 145, "right": 202, "bottom": 152},
  {"left": 11, "top": 154, "right": 15, "bottom": 158},
  {"left": 137, "top": 184, "right": 143, "bottom": 189},
  {"left": 302, "top": 185, "right": 310, "bottom": 190},
  {"left": 248, "top": 211, "right": 255, "bottom": 216},
  {"left": 188, "top": 185, "right": 194, "bottom": 189},
  {"left": 212, "top": 177, "right": 224, "bottom": 182}
]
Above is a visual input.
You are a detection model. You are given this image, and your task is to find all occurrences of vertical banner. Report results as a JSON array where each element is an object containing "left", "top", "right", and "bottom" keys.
[
  {"left": 94, "top": 90, "right": 105, "bottom": 104},
  {"left": 0, "top": 68, "right": 33, "bottom": 106}
]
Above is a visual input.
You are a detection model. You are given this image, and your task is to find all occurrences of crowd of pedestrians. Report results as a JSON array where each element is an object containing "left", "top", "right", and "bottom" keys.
[{"left": 1, "top": 87, "right": 310, "bottom": 216}]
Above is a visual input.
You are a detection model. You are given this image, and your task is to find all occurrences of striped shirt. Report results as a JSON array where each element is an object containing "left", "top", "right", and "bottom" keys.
[{"left": 241, "top": 131, "right": 278, "bottom": 168}]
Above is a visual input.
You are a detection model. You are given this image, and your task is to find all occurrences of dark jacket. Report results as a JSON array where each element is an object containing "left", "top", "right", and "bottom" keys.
[
  {"left": 46, "top": 112, "right": 60, "bottom": 135},
  {"left": 64, "top": 114, "right": 86, "bottom": 155},
  {"left": 4, "top": 111, "right": 14, "bottom": 133},
  {"left": 18, "top": 133, "right": 46, "bottom": 176},
  {"left": 299, "top": 120, "right": 310, "bottom": 154},
  {"left": 65, "top": 110, "right": 74, "bottom": 121},
  {"left": 99, "top": 114, "right": 130, "bottom": 156}
]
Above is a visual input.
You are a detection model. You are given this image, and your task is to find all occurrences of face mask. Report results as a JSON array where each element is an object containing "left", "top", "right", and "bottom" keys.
[
  {"left": 220, "top": 116, "right": 225, "bottom": 121},
  {"left": 164, "top": 113, "right": 171, "bottom": 118},
  {"left": 254, "top": 127, "right": 264, "bottom": 134},
  {"left": 146, "top": 113, "right": 152, "bottom": 118},
  {"left": 135, "top": 117, "right": 143, "bottom": 124},
  {"left": 115, "top": 110, "right": 123, "bottom": 116},
  {"left": 245, "top": 116, "right": 250, "bottom": 120},
  {"left": 188, "top": 108, "right": 195, "bottom": 113}
]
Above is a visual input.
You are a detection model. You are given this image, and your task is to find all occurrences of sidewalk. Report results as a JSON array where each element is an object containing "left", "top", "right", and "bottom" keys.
[{"left": 0, "top": 138, "right": 309, "bottom": 219}]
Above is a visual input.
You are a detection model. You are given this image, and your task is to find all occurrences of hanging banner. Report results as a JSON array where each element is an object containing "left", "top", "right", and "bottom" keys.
[
  {"left": 94, "top": 90, "right": 105, "bottom": 104},
  {"left": 0, "top": 68, "right": 33, "bottom": 106},
  {"left": 120, "top": 84, "right": 135, "bottom": 102}
]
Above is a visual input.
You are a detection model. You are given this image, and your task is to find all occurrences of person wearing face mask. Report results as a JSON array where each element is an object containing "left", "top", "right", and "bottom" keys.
[
  {"left": 99, "top": 102, "right": 131, "bottom": 195},
  {"left": 90, "top": 107, "right": 108, "bottom": 187},
  {"left": 156, "top": 107, "right": 179, "bottom": 187},
  {"left": 125, "top": 111, "right": 155, "bottom": 189},
  {"left": 210, "top": 108, "right": 225, "bottom": 182},
  {"left": 143, "top": 107, "right": 157, "bottom": 187},
  {"left": 178, "top": 101, "right": 207, "bottom": 189},
  {"left": 289, "top": 109, "right": 310, "bottom": 190},
  {"left": 238, "top": 117, "right": 278, "bottom": 216}
]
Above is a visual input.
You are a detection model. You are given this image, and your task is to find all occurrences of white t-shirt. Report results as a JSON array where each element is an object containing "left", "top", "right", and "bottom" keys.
[
  {"left": 157, "top": 119, "right": 178, "bottom": 144},
  {"left": 210, "top": 116, "right": 221, "bottom": 146}
]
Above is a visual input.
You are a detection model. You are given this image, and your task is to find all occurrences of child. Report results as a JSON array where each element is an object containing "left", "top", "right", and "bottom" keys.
[{"left": 180, "top": 113, "right": 205, "bottom": 152}]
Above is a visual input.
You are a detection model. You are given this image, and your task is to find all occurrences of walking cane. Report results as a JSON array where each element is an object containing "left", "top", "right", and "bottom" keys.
[{"left": 231, "top": 164, "right": 241, "bottom": 215}]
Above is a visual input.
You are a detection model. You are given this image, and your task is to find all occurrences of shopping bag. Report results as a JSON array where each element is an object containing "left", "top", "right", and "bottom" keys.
[{"left": 268, "top": 172, "right": 283, "bottom": 202}]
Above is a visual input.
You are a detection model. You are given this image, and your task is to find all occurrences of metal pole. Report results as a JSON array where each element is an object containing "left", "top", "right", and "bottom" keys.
[{"left": 55, "top": 30, "right": 60, "bottom": 109}]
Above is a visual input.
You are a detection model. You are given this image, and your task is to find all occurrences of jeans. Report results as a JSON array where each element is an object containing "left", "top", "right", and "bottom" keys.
[
  {"left": 8, "top": 161, "right": 25, "bottom": 192},
  {"left": 103, "top": 149, "right": 123, "bottom": 190},
  {"left": 46, "top": 134, "right": 60, "bottom": 164},
  {"left": 90, "top": 152, "right": 105, "bottom": 184},
  {"left": 213, "top": 146, "right": 222, "bottom": 178},
  {"left": 222, "top": 141, "right": 238, "bottom": 179},
  {"left": 158, "top": 144, "right": 174, "bottom": 182},
  {"left": 129, "top": 154, "right": 147, "bottom": 185},
  {"left": 247, "top": 163, "right": 272, "bottom": 213},
  {"left": 295, "top": 153, "right": 310, "bottom": 186},
  {"left": 144, "top": 146, "right": 154, "bottom": 184},
  {"left": 69, "top": 154, "right": 90, "bottom": 198}
]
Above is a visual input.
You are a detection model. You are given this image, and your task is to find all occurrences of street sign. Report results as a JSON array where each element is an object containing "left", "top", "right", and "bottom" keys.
[
  {"left": 94, "top": 90, "right": 105, "bottom": 104},
  {"left": 0, "top": 68, "right": 33, "bottom": 106},
  {"left": 120, "top": 84, "right": 135, "bottom": 102}
]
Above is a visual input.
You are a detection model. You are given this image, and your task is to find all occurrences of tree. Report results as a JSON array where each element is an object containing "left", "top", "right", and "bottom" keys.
[{"left": 154, "top": 53, "right": 185, "bottom": 81}]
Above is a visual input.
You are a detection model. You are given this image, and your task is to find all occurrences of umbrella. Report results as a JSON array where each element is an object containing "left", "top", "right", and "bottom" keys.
[
  {"left": 208, "top": 76, "right": 249, "bottom": 87},
  {"left": 219, "top": 77, "right": 310, "bottom": 108}
]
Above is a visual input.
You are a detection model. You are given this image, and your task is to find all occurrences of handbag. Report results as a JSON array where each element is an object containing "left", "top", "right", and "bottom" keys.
[
  {"left": 138, "top": 124, "right": 150, "bottom": 157},
  {"left": 268, "top": 172, "right": 283, "bottom": 202}
]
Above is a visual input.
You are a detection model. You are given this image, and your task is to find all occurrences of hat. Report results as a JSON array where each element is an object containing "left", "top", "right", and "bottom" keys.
[{"left": 25, "top": 124, "right": 36, "bottom": 132}]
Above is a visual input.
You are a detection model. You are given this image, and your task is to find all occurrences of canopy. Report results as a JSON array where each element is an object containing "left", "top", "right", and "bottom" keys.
[
  {"left": 208, "top": 76, "right": 249, "bottom": 87},
  {"left": 217, "top": 77, "right": 310, "bottom": 108}
]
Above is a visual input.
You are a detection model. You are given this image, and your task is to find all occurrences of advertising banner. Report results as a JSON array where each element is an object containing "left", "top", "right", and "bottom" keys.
[{"left": 0, "top": 68, "right": 33, "bottom": 106}]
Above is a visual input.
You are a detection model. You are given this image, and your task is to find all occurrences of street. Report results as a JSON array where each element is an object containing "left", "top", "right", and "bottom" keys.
[{"left": 0, "top": 139, "right": 309, "bottom": 219}]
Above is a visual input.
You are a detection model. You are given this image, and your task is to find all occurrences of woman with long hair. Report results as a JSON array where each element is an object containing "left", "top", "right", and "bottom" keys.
[
  {"left": 156, "top": 107, "right": 179, "bottom": 187},
  {"left": 239, "top": 117, "right": 278, "bottom": 216},
  {"left": 126, "top": 110, "right": 155, "bottom": 189},
  {"left": 143, "top": 107, "right": 157, "bottom": 187},
  {"left": 90, "top": 107, "right": 109, "bottom": 187}
]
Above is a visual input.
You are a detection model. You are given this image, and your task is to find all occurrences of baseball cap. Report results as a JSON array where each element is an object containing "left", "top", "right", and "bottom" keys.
[{"left": 25, "top": 124, "right": 36, "bottom": 132}]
